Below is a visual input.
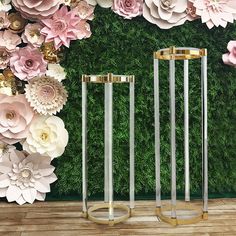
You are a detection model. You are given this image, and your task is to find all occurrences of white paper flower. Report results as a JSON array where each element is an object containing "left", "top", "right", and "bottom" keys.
[
  {"left": 0, "top": 0, "right": 12, "bottom": 12},
  {"left": 0, "top": 143, "right": 15, "bottom": 162},
  {"left": 0, "top": 150, "right": 57, "bottom": 205},
  {"left": 25, "top": 76, "right": 68, "bottom": 116},
  {"left": 143, "top": 0, "right": 189, "bottom": 29},
  {"left": 46, "top": 64, "right": 67, "bottom": 82},
  {"left": 22, "top": 115, "right": 69, "bottom": 159},
  {"left": 86, "top": 0, "right": 113, "bottom": 8}
]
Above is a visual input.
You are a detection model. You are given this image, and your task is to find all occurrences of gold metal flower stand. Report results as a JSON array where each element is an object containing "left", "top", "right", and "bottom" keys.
[
  {"left": 81, "top": 73, "right": 135, "bottom": 225},
  {"left": 154, "top": 47, "right": 208, "bottom": 226}
]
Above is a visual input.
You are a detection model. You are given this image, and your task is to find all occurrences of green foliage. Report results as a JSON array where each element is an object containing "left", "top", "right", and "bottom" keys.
[{"left": 51, "top": 8, "right": 236, "bottom": 199}]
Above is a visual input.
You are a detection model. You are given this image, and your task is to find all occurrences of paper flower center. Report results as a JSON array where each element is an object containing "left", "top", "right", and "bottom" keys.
[
  {"left": 37, "top": 84, "right": 56, "bottom": 103},
  {"left": 25, "top": 59, "right": 34, "bottom": 68},
  {"left": 53, "top": 20, "right": 67, "bottom": 33},
  {"left": 125, "top": 0, "right": 133, "bottom": 7},
  {"left": 20, "top": 169, "right": 31, "bottom": 179},
  {"left": 208, "top": 0, "right": 222, "bottom": 12},
  {"left": 161, "top": 0, "right": 172, "bottom": 9},
  {"left": 6, "top": 111, "right": 15, "bottom": 120},
  {"left": 40, "top": 132, "right": 49, "bottom": 142}
]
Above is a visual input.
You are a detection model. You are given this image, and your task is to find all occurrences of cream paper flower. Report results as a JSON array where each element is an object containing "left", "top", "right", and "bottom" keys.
[
  {"left": 86, "top": 0, "right": 113, "bottom": 8},
  {"left": 143, "top": 0, "right": 189, "bottom": 29},
  {"left": 22, "top": 115, "right": 69, "bottom": 159},
  {"left": 0, "top": 150, "right": 57, "bottom": 204},
  {"left": 0, "top": 0, "right": 12, "bottom": 12},
  {"left": 46, "top": 64, "right": 67, "bottom": 82},
  {"left": 0, "top": 142, "right": 15, "bottom": 162},
  {"left": 25, "top": 76, "right": 68, "bottom": 116}
]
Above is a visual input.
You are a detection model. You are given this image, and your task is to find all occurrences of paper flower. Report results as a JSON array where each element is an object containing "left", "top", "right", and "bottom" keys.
[
  {"left": 0, "top": 0, "right": 12, "bottom": 12},
  {"left": 190, "top": 0, "right": 236, "bottom": 29},
  {"left": 12, "top": 0, "right": 61, "bottom": 20},
  {"left": 222, "top": 41, "right": 236, "bottom": 67},
  {"left": 22, "top": 23, "right": 45, "bottom": 48},
  {"left": 74, "top": 0, "right": 95, "bottom": 20},
  {"left": 22, "top": 115, "right": 69, "bottom": 159},
  {"left": 76, "top": 20, "right": 92, "bottom": 39},
  {"left": 0, "top": 11, "right": 10, "bottom": 29},
  {"left": 0, "top": 30, "right": 21, "bottom": 53},
  {"left": 0, "top": 48, "right": 11, "bottom": 69},
  {"left": 0, "top": 143, "right": 15, "bottom": 162},
  {"left": 41, "top": 6, "right": 81, "bottom": 50},
  {"left": 187, "top": 1, "right": 198, "bottom": 19},
  {"left": 143, "top": 0, "right": 188, "bottom": 29},
  {"left": 8, "top": 12, "right": 27, "bottom": 33},
  {"left": 112, "top": 0, "right": 143, "bottom": 19},
  {"left": 86, "top": 0, "right": 113, "bottom": 8},
  {"left": 10, "top": 47, "right": 47, "bottom": 81},
  {"left": 0, "top": 150, "right": 57, "bottom": 204},
  {"left": 46, "top": 64, "right": 67, "bottom": 82},
  {"left": 0, "top": 94, "right": 35, "bottom": 145},
  {"left": 25, "top": 76, "right": 68, "bottom": 115}
]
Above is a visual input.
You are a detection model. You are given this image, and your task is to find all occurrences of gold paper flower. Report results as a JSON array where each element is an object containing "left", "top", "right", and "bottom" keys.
[
  {"left": 25, "top": 76, "right": 68, "bottom": 115},
  {"left": 41, "top": 42, "right": 61, "bottom": 64},
  {"left": 8, "top": 12, "right": 27, "bottom": 33}
]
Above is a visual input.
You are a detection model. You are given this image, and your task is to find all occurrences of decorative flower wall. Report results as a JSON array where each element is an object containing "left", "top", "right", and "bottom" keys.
[{"left": 0, "top": 0, "right": 236, "bottom": 205}]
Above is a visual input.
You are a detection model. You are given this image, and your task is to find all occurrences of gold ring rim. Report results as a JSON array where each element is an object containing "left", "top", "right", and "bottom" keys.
[{"left": 87, "top": 203, "right": 130, "bottom": 225}]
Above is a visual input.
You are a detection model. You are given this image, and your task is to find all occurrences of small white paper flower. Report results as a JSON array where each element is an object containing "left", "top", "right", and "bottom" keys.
[
  {"left": 0, "top": 150, "right": 57, "bottom": 205},
  {"left": 0, "top": 0, "right": 12, "bottom": 12},
  {"left": 46, "top": 64, "right": 67, "bottom": 82},
  {"left": 86, "top": 0, "right": 112, "bottom": 8},
  {"left": 22, "top": 115, "right": 69, "bottom": 159}
]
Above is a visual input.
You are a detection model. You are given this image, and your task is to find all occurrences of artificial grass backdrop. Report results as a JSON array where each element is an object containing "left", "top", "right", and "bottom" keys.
[{"left": 51, "top": 7, "right": 236, "bottom": 199}]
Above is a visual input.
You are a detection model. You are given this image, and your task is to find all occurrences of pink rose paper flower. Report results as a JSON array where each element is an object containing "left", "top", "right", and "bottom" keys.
[
  {"left": 74, "top": 0, "right": 95, "bottom": 20},
  {"left": 0, "top": 11, "right": 10, "bottom": 29},
  {"left": 0, "top": 150, "right": 57, "bottom": 205},
  {"left": 22, "top": 115, "right": 69, "bottom": 159},
  {"left": 12, "top": 0, "right": 61, "bottom": 20},
  {"left": 190, "top": 0, "right": 236, "bottom": 29},
  {"left": 0, "top": 94, "right": 35, "bottom": 145},
  {"left": 10, "top": 47, "right": 47, "bottom": 81},
  {"left": 143, "top": 0, "right": 188, "bottom": 29},
  {"left": 41, "top": 6, "right": 81, "bottom": 50},
  {"left": 22, "top": 23, "right": 45, "bottom": 48},
  {"left": 112, "top": 0, "right": 143, "bottom": 19},
  {"left": 0, "top": 48, "right": 11, "bottom": 69},
  {"left": 25, "top": 76, "right": 68, "bottom": 115},
  {"left": 222, "top": 40, "right": 236, "bottom": 67},
  {"left": 0, "top": 30, "right": 21, "bottom": 53}
]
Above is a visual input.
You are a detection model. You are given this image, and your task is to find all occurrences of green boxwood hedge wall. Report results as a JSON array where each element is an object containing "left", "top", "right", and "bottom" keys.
[{"left": 50, "top": 7, "right": 236, "bottom": 199}]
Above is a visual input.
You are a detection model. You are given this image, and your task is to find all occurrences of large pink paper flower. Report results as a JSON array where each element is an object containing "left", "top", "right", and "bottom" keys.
[
  {"left": 190, "top": 0, "right": 236, "bottom": 29},
  {"left": 0, "top": 30, "right": 21, "bottom": 53},
  {"left": 0, "top": 94, "right": 35, "bottom": 145},
  {"left": 41, "top": 6, "right": 81, "bottom": 50},
  {"left": 22, "top": 23, "right": 45, "bottom": 48},
  {"left": 10, "top": 47, "right": 47, "bottom": 81},
  {"left": 12, "top": 0, "right": 61, "bottom": 20},
  {"left": 0, "top": 48, "right": 11, "bottom": 69},
  {"left": 222, "top": 40, "right": 236, "bottom": 67},
  {"left": 112, "top": 0, "right": 143, "bottom": 19},
  {"left": 0, "top": 150, "right": 57, "bottom": 205}
]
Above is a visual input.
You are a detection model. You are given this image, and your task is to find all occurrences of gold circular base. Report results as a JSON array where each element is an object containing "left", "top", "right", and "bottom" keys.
[
  {"left": 87, "top": 203, "right": 130, "bottom": 225},
  {"left": 156, "top": 203, "right": 208, "bottom": 226}
]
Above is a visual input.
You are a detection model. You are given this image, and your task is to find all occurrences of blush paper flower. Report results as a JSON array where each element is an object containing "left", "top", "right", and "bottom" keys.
[
  {"left": 46, "top": 64, "right": 67, "bottom": 82},
  {"left": 22, "top": 23, "right": 45, "bottom": 48},
  {"left": 10, "top": 47, "right": 47, "bottom": 81},
  {"left": 190, "top": 0, "right": 236, "bottom": 29},
  {"left": 112, "top": 0, "right": 143, "bottom": 19},
  {"left": 76, "top": 20, "right": 92, "bottom": 39},
  {"left": 41, "top": 6, "right": 81, "bottom": 50},
  {"left": 0, "top": 0, "right": 12, "bottom": 12},
  {"left": 0, "top": 11, "right": 10, "bottom": 29},
  {"left": 0, "top": 94, "right": 35, "bottom": 145},
  {"left": 74, "top": 0, "right": 95, "bottom": 20},
  {"left": 25, "top": 76, "right": 68, "bottom": 115},
  {"left": 0, "top": 150, "right": 57, "bottom": 204},
  {"left": 222, "top": 41, "right": 236, "bottom": 67},
  {"left": 0, "top": 30, "right": 21, "bottom": 53},
  {"left": 12, "top": 0, "right": 61, "bottom": 20},
  {"left": 22, "top": 115, "right": 69, "bottom": 159},
  {"left": 143, "top": 0, "right": 188, "bottom": 29}
]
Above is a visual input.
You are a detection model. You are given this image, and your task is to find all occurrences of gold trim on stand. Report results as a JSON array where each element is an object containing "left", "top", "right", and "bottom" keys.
[
  {"left": 87, "top": 203, "right": 130, "bottom": 225},
  {"left": 154, "top": 46, "right": 207, "bottom": 60},
  {"left": 82, "top": 73, "right": 135, "bottom": 83},
  {"left": 156, "top": 202, "right": 207, "bottom": 226}
]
